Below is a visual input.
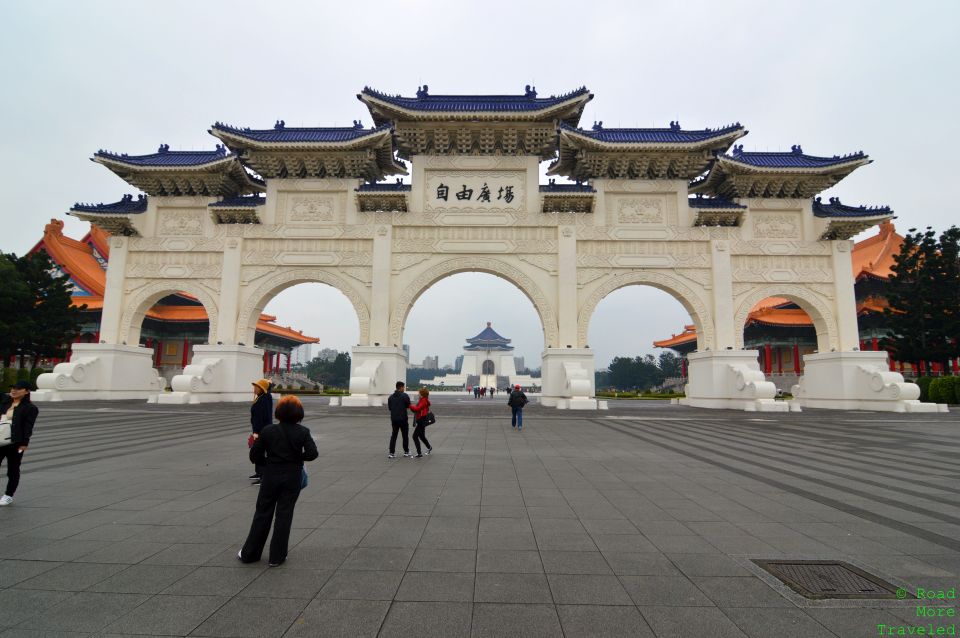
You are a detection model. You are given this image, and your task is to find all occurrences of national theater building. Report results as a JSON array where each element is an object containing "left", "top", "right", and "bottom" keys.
[{"left": 32, "top": 218, "right": 316, "bottom": 380}]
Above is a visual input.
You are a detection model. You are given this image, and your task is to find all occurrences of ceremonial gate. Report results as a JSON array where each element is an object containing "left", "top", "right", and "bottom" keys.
[{"left": 35, "top": 86, "right": 931, "bottom": 411}]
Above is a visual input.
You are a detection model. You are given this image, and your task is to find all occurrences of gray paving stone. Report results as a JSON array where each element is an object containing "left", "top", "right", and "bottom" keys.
[
  {"left": 539, "top": 550, "right": 613, "bottom": 574},
  {"left": 640, "top": 606, "right": 749, "bottom": 638},
  {"left": 238, "top": 568, "right": 332, "bottom": 599},
  {"left": 722, "top": 607, "right": 837, "bottom": 638},
  {"left": 16, "top": 539, "right": 110, "bottom": 562},
  {"left": 0, "top": 560, "right": 63, "bottom": 588},
  {"left": 666, "top": 553, "right": 753, "bottom": 577},
  {"left": 358, "top": 516, "right": 428, "bottom": 548},
  {"left": 805, "top": 607, "right": 909, "bottom": 638},
  {"left": 602, "top": 552, "right": 682, "bottom": 576},
  {"left": 87, "top": 564, "right": 197, "bottom": 594},
  {"left": 317, "top": 570, "right": 403, "bottom": 600},
  {"left": 0, "top": 629, "right": 89, "bottom": 638},
  {"left": 161, "top": 566, "right": 260, "bottom": 596},
  {"left": 475, "top": 550, "right": 543, "bottom": 573},
  {"left": 591, "top": 534, "right": 659, "bottom": 553},
  {"left": 74, "top": 540, "right": 168, "bottom": 564},
  {"left": 692, "top": 576, "right": 795, "bottom": 608},
  {"left": 474, "top": 572, "right": 553, "bottom": 603},
  {"left": 395, "top": 571, "right": 475, "bottom": 602},
  {"left": 619, "top": 575, "right": 715, "bottom": 606},
  {"left": 408, "top": 548, "right": 476, "bottom": 572},
  {"left": 546, "top": 573, "right": 633, "bottom": 605},
  {"left": 103, "top": 593, "right": 227, "bottom": 635},
  {"left": 557, "top": 604, "right": 654, "bottom": 638},
  {"left": 471, "top": 603, "right": 562, "bottom": 638},
  {"left": 18, "top": 592, "right": 149, "bottom": 632},
  {"left": 142, "top": 543, "right": 229, "bottom": 566},
  {"left": 340, "top": 547, "right": 413, "bottom": 571},
  {"left": 378, "top": 601, "right": 472, "bottom": 638},
  {"left": 14, "top": 562, "right": 127, "bottom": 591},
  {"left": 282, "top": 599, "right": 390, "bottom": 638},
  {"left": 0, "top": 588, "right": 76, "bottom": 630},
  {"left": 190, "top": 596, "right": 305, "bottom": 638}
]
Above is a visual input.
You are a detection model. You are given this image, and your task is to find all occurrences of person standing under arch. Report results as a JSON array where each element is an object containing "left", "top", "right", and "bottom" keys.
[{"left": 387, "top": 381, "right": 412, "bottom": 459}]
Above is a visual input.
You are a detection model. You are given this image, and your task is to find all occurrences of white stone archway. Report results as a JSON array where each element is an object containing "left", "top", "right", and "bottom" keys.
[{"left": 38, "top": 85, "right": 936, "bottom": 412}]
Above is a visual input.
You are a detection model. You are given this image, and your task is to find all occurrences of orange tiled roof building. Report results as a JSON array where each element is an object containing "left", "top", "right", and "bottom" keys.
[
  {"left": 653, "top": 222, "right": 941, "bottom": 384},
  {"left": 32, "top": 219, "right": 317, "bottom": 379}
]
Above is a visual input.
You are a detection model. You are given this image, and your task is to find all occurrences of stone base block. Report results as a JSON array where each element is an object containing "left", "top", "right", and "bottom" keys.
[
  {"left": 33, "top": 344, "right": 165, "bottom": 402},
  {"left": 156, "top": 345, "right": 264, "bottom": 404},
  {"left": 343, "top": 346, "right": 405, "bottom": 408},
  {"left": 684, "top": 350, "right": 788, "bottom": 412},
  {"left": 541, "top": 348, "right": 597, "bottom": 410},
  {"left": 792, "top": 351, "right": 935, "bottom": 412}
]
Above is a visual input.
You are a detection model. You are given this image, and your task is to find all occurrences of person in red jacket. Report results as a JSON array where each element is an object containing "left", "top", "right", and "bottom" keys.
[{"left": 409, "top": 387, "right": 432, "bottom": 458}]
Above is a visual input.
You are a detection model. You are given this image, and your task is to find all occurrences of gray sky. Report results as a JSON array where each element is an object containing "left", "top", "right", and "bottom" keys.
[{"left": 3, "top": 1, "right": 958, "bottom": 369}]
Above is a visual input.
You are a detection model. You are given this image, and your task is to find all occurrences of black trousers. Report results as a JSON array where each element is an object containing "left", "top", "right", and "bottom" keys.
[
  {"left": 412, "top": 423, "right": 431, "bottom": 454},
  {"left": 240, "top": 468, "right": 302, "bottom": 564},
  {"left": 389, "top": 420, "right": 409, "bottom": 454},
  {"left": 0, "top": 445, "right": 23, "bottom": 497}
]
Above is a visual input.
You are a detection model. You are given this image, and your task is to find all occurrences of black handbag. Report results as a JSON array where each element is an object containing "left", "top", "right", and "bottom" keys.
[{"left": 421, "top": 411, "right": 436, "bottom": 426}]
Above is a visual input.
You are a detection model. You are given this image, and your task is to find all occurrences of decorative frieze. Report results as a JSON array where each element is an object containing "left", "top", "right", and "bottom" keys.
[
  {"left": 731, "top": 255, "right": 832, "bottom": 282},
  {"left": 158, "top": 210, "right": 204, "bottom": 236},
  {"left": 752, "top": 212, "right": 802, "bottom": 239}
]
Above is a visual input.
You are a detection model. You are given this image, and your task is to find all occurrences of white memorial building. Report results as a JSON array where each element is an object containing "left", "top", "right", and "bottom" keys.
[
  {"left": 421, "top": 322, "right": 537, "bottom": 389},
  {"left": 33, "top": 85, "right": 934, "bottom": 412}
]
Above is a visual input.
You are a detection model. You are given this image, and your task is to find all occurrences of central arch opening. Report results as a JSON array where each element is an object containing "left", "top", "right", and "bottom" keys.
[{"left": 402, "top": 272, "right": 544, "bottom": 392}]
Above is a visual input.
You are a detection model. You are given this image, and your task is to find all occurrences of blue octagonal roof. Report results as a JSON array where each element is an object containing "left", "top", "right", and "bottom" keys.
[
  {"left": 71, "top": 194, "right": 148, "bottom": 214},
  {"left": 360, "top": 85, "right": 591, "bottom": 114},
  {"left": 94, "top": 145, "right": 231, "bottom": 167},
  {"left": 561, "top": 121, "right": 744, "bottom": 145},
  {"left": 813, "top": 196, "right": 892, "bottom": 218},
  {"left": 211, "top": 121, "right": 392, "bottom": 144},
  {"left": 725, "top": 144, "right": 869, "bottom": 169}
]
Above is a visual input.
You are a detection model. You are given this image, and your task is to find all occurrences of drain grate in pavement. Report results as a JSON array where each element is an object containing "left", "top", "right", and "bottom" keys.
[{"left": 753, "top": 560, "right": 901, "bottom": 599}]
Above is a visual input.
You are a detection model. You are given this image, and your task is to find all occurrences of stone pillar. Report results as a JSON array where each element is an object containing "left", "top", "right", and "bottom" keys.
[
  {"left": 215, "top": 237, "right": 243, "bottom": 344},
  {"left": 98, "top": 236, "right": 130, "bottom": 344},
  {"left": 710, "top": 240, "right": 736, "bottom": 350},
  {"left": 344, "top": 345, "right": 406, "bottom": 407},
  {"left": 557, "top": 226, "right": 578, "bottom": 348},
  {"left": 540, "top": 348, "right": 597, "bottom": 409},
  {"left": 832, "top": 240, "right": 860, "bottom": 351},
  {"left": 369, "top": 225, "right": 392, "bottom": 347},
  {"left": 682, "top": 350, "right": 786, "bottom": 412},
  {"left": 157, "top": 344, "right": 265, "bottom": 404}
]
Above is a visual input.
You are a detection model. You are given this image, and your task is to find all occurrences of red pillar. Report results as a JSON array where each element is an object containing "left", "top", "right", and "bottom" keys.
[
  {"left": 155, "top": 341, "right": 162, "bottom": 367},
  {"left": 263, "top": 350, "right": 269, "bottom": 374},
  {"left": 871, "top": 337, "right": 879, "bottom": 351},
  {"left": 793, "top": 344, "right": 801, "bottom": 375},
  {"left": 763, "top": 344, "right": 772, "bottom": 375},
  {"left": 94, "top": 330, "right": 100, "bottom": 343},
  {"left": 919, "top": 361, "right": 926, "bottom": 375},
  {"left": 274, "top": 351, "right": 280, "bottom": 373},
  {"left": 681, "top": 357, "right": 687, "bottom": 378},
  {"left": 953, "top": 358, "right": 959, "bottom": 375},
  {"left": 286, "top": 353, "right": 291, "bottom": 373},
  {"left": 888, "top": 352, "right": 895, "bottom": 372},
  {"left": 777, "top": 347, "right": 783, "bottom": 375},
  {"left": 859, "top": 340, "right": 866, "bottom": 351},
  {"left": 182, "top": 339, "right": 189, "bottom": 368}
]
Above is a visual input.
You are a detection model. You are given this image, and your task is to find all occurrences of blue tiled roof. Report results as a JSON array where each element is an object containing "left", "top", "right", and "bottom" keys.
[
  {"left": 539, "top": 180, "right": 595, "bottom": 193},
  {"left": 211, "top": 121, "right": 392, "bottom": 144},
  {"left": 467, "top": 323, "right": 511, "bottom": 345},
  {"left": 94, "top": 145, "right": 231, "bottom": 167},
  {"left": 210, "top": 194, "right": 265, "bottom": 207},
  {"left": 359, "top": 85, "right": 591, "bottom": 113},
  {"left": 726, "top": 144, "right": 868, "bottom": 168},
  {"left": 357, "top": 181, "right": 411, "bottom": 192},
  {"left": 813, "top": 197, "right": 891, "bottom": 218},
  {"left": 71, "top": 194, "right": 148, "bottom": 214},
  {"left": 561, "top": 121, "right": 744, "bottom": 144},
  {"left": 688, "top": 195, "right": 746, "bottom": 209}
]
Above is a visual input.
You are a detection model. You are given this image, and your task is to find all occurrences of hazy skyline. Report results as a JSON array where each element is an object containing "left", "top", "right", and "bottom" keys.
[{"left": 3, "top": 1, "right": 957, "bottom": 369}]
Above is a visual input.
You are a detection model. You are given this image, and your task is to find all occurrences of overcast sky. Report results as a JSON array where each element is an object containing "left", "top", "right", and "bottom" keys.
[{"left": 2, "top": 1, "right": 957, "bottom": 369}]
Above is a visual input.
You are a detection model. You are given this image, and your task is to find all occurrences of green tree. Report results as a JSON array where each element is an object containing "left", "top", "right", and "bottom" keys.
[
  {"left": 883, "top": 226, "right": 960, "bottom": 369},
  {"left": 303, "top": 351, "right": 351, "bottom": 388},
  {"left": 12, "top": 251, "right": 86, "bottom": 366},
  {"left": 658, "top": 351, "right": 683, "bottom": 378},
  {"left": 0, "top": 254, "right": 32, "bottom": 366},
  {"left": 604, "top": 355, "right": 665, "bottom": 391}
]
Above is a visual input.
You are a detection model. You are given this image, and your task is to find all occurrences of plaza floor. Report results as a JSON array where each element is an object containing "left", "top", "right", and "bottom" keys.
[{"left": 0, "top": 395, "right": 958, "bottom": 637}]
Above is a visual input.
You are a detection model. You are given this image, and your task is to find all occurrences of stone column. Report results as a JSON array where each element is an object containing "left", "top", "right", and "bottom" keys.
[
  {"left": 710, "top": 240, "right": 736, "bottom": 350},
  {"left": 831, "top": 240, "right": 860, "bottom": 352},
  {"left": 557, "top": 226, "right": 578, "bottom": 348},
  {"left": 215, "top": 237, "right": 243, "bottom": 345},
  {"left": 99, "top": 236, "right": 130, "bottom": 344}
]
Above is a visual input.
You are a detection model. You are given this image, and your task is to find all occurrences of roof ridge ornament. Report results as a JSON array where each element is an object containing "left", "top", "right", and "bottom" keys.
[
  {"left": 274, "top": 120, "right": 285, "bottom": 130},
  {"left": 353, "top": 120, "right": 364, "bottom": 129},
  {"left": 215, "top": 144, "right": 226, "bottom": 156},
  {"left": 732, "top": 144, "right": 744, "bottom": 157},
  {"left": 669, "top": 121, "right": 681, "bottom": 132},
  {"left": 157, "top": 143, "right": 170, "bottom": 154},
  {"left": 416, "top": 84, "right": 429, "bottom": 98},
  {"left": 592, "top": 121, "right": 603, "bottom": 131},
  {"left": 791, "top": 144, "right": 803, "bottom": 154},
  {"left": 525, "top": 84, "right": 537, "bottom": 99}
]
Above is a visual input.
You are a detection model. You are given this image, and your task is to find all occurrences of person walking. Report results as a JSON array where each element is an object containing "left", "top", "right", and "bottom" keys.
[
  {"left": 239, "top": 395, "right": 318, "bottom": 567},
  {"left": 0, "top": 381, "right": 39, "bottom": 506},
  {"left": 387, "top": 381, "right": 412, "bottom": 459},
  {"left": 409, "top": 387, "right": 432, "bottom": 458},
  {"left": 507, "top": 384, "right": 528, "bottom": 431},
  {"left": 249, "top": 379, "right": 273, "bottom": 484}
]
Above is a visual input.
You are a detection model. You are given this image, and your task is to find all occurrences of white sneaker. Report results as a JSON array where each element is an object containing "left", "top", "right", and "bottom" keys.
[{"left": 0, "top": 495, "right": 13, "bottom": 506}]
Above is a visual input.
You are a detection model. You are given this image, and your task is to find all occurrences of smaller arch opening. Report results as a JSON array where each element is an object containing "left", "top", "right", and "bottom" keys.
[{"left": 129, "top": 291, "right": 215, "bottom": 384}]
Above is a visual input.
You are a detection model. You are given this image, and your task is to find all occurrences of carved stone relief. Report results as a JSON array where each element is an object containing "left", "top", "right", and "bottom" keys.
[
  {"left": 617, "top": 198, "right": 664, "bottom": 224},
  {"left": 288, "top": 197, "right": 336, "bottom": 222},
  {"left": 753, "top": 213, "right": 801, "bottom": 239},
  {"left": 158, "top": 210, "right": 204, "bottom": 236}
]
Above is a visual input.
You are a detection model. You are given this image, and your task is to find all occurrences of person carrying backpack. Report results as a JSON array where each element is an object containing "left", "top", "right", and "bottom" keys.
[{"left": 507, "top": 384, "right": 528, "bottom": 431}]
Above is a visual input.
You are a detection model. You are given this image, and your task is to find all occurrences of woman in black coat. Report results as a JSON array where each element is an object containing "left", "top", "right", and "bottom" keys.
[
  {"left": 248, "top": 379, "right": 273, "bottom": 483},
  {"left": 238, "top": 394, "right": 318, "bottom": 567},
  {"left": 0, "top": 381, "right": 39, "bottom": 506}
]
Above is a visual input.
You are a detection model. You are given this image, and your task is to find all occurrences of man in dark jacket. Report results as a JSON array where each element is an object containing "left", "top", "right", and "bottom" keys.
[
  {"left": 0, "top": 380, "right": 39, "bottom": 505},
  {"left": 507, "top": 384, "right": 528, "bottom": 431},
  {"left": 387, "top": 381, "right": 412, "bottom": 458}
]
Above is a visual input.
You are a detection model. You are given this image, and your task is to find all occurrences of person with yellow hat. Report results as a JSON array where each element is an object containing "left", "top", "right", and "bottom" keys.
[{"left": 249, "top": 378, "right": 273, "bottom": 484}]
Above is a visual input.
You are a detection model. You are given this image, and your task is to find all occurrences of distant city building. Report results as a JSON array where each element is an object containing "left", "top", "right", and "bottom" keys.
[
  {"left": 403, "top": 344, "right": 410, "bottom": 361},
  {"left": 514, "top": 356, "right": 525, "bottom": 373},
  {"left": 422, "top": 355, "right": 439, "bottom": 369},
  {"left": 454, "top": 354, "right": 464, "bottom": 372}
]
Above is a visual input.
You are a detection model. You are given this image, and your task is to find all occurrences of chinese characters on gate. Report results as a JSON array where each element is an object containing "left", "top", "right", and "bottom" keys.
[{"left": 436, "top": 183, "right": 514, "bottom": 204}]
